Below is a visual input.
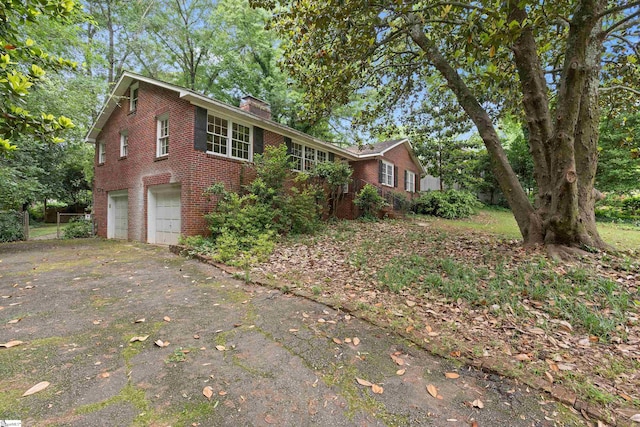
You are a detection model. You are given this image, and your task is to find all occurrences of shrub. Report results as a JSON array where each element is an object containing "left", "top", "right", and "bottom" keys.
[
  {"left": 412, "top": 190, "right": 480, "bottom": 219},
  {"left": 354, "top": 184, "right": 387, "bottom": 219},
  {"left": 62, "top": 217, "right": 93, "bottom": 239},
  {"left": 0, "top": 210, "right": 25, "bottom": 242},
  {"left": 199, "top": 144, "right": 323, "bottom": 268}
]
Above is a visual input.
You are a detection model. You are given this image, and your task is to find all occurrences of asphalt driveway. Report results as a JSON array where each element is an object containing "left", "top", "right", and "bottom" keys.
[{"left": 0, "top": 239, "right": 584, "bottom": 426}]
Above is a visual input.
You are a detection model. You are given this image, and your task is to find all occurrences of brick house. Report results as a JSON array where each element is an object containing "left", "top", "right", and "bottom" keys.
[{"left": 86, "top": 72, "right": 425, "bottom": 244}]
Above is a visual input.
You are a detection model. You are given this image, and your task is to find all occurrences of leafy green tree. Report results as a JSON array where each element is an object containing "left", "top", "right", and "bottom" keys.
[
  {"left": 0, "top": 0, "right": 81, "bottom": 154},
  {"left": 253, "top": 0, "right": 640, "bottom": 250},
  {"left": 596, "top": 112, "right": 640, "bottom": 193},
  {"left": 310, "top": 161, "right": 352, "bottom": 217}
]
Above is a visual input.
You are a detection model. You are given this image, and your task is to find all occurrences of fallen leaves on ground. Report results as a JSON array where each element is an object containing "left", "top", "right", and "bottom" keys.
[
  {"left": 0, "top": 340, "right": 23, "bottom": 348},
  {"left": 215, "top": 345, "right": 226, "bottom": 351},
  {"left": 444, "top": 372, "right": 459, "bottom": 379},
  {"left": 427, "top": 384, "right": 438, "bottom": 398},
  {"left": 155, "top": 340, "right": 170, "bottom": 347},
  {"left": 129, "top": 335, "right": 149, "bottom": 343},
  {"left": 472, "top": 399, "right": 484, "bottom": 409},
  {"left": 251, "top": 219, "right": 640, "bottom": 408},
  {"left": 22, "top": 381, "right": 50, "bottom": 397},
  {"left": 203, "top": 386, "right": 214, "bottom": 399}
]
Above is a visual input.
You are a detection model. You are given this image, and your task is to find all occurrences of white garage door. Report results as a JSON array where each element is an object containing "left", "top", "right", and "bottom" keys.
[
  {"left": 107, "top": 190, "right": 128, "bottom": 240},
  {"left": 148, "top": 185, "right": 181, "bottom": 245}
]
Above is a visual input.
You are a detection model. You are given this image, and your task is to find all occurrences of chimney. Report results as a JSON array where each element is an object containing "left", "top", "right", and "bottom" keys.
[{"left": 239, "top": 95, "right": 271, "bottom": 120}]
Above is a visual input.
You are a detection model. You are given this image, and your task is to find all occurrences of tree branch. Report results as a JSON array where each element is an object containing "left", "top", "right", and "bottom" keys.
[
  {"left": 597, "top": 0, "right": 640, "bottom": 19},
  {"left": 602, "top": 10, "right": 640, "bottom": 36},
  {"left": 600, "top": 85, "right": 640, "bottom": 96}
]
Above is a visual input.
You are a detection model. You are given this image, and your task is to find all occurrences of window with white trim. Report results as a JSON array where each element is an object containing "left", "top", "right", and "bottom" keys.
[
  {"left": 291, "top": 142, "right": 303, "bottom": 171},
  {"left": 231, "top": 122, "right": 250, "bottom": 160},
  {"left": 405, "top": 170, "right": 416, "bottom": 192},
  {"left": 156, "top": 115, "right": 169, "bottom": 157},
  {"left": 290, "top": 142, "right": 328, "bottom": 171},
  {"left": 304, "top": 147, "right": 316, "bottom": 170},
  {"left": 98, "top": 141, "right": 105, "bottom": 164},
  {"left": 317, "top": 150, "right": 327, "bottom": 163},
  {"left": 129, "top": 83, "right": 139, "bottom": 112},
  {"left": 206, "top": 114, "right": 252, "bottom": 161},
  {"left": 120, "top": 131, "right": 128, "bottom": 157},
  {"left": 207, "top": 115, "right": 228, "bottom": 155},
  {"left": 381, "top": 160, "right": 394, "bottom": 186}
]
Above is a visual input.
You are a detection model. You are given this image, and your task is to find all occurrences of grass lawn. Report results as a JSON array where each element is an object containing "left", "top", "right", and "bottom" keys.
[
  {"left": 429, "top": 208, "right": 640, "bottom": 251},
  {"left": 28, "top": 223, "right": 59, "bottom": 238}
]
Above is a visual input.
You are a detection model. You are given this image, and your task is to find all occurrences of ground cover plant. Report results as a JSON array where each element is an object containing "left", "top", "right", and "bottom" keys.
[{"left": 250, "top": 211, "right": 640, "bottom": 415}]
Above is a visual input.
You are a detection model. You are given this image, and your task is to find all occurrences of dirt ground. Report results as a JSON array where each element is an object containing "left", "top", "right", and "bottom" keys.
[{"left": 0, "top": 239, "right": 586, "bottom": 426}]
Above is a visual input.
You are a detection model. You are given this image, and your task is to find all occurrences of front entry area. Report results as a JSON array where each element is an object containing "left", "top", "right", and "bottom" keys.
[
  {"left": 147, "top": 184, "right": 181, "bottom": 245},
  {"left": 107, "top": 190, "right": 129, "bottom": 240}
]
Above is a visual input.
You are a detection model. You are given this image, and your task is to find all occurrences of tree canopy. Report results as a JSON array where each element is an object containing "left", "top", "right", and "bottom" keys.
[{"left": 253, "top": 0, "right": 640, "bottom": 250}]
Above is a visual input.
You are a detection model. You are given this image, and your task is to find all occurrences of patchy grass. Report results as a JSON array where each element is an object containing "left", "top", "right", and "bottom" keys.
[
  {"left": 434, "top": 207, "right": 640, "bottom": 251},
  {"left": 254, "top": 216, "right": 640, "bottom": 412},
  {"left": 28, "top": 223, "right": 59, "bottom": 238}
]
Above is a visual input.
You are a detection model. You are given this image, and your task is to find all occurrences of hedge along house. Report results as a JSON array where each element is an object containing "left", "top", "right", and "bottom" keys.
[{"left": 86, "top": 72, "right": 425, "bottom": 244}]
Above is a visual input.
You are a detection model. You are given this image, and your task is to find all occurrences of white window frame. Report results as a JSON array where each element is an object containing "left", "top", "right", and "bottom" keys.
[
  {"left": 405, "top": 170, "right": 416, "bottom": 192},
  {"left": 381, "top": 160, "right": 394, "bottom": 187},
  {"left": 205, "top": 113, "right": 252, "bottom": 161},
  {"left": 129, "top": 83, "right": 139, "bottom": 112},
  {"left": 156, "top": 114, "right": 169, "bottom": 157},
  {"left": 290, "top": 142, "right": 327, "bottom": 172},
  {"left": 120, "top": 131, "right": 128, "bottom": 157},
  {"left": 98, "top": 141, "right": 105, "bottom": 164}
]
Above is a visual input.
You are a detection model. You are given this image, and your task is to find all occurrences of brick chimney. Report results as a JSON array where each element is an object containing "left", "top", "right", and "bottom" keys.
[{"left": 239, "top": 95, "right": 271, "bottom": 120}]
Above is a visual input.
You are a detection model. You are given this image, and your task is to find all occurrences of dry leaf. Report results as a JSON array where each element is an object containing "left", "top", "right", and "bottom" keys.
[
  {"left": 391, "top": 354, "right": 405, "bottom": 366},
  {"left": 449, "top": 350, "right": 460, "bottom": 357},
  {"left": 154, "top": 340, "right": 169, "bottom": 348},
  {"left": 353, "top": 337, "right": 360, "bottom": 346},
  {"left": 427, "top": 384, "right": 438, "bottom": 398},
  {"left": 92, "top": 320, "right": 101, "bottom": 325},
  {"left": 22, "top": 381, "right": 50, "bottom": 397},
  {"left": 356, "top": 378, "right": 373, "bottom": 387},
  {"left": 163, "top": 316, "right": 171, "bottom": 322},
  {"left": 514, "top": 353, "right": 530, "bottom": 361},
  {"left": 129, "top": 335, "right": 149, "bottom": 343},
  {"left": 7, "top": 318, "right": 20, "bottom": 324},
  {"left": 302, "top": 312, "right": 309, "bottom": 318},
  {"left": 529, "top": 327, "right": 545, "bottom": 335},
  {"left": 289, "top": 328, "right": 299, "bottom": 332},
  {"left": 545, "top": 372, "right": 554, "bottom": 383},
  {"left": 135, "top": 318, "right": 145, "bottom": 323},
  {"left": 472, "top": 399, "right": 484, "bottom": 409},
  {"left": 344, "top": 338, "right": 352, "bottom": 343},
  {"left": 317, "top": 318, "right": 325, "bottom": 323},
  {"left": 98, "top": 372, "right": 110, "bottom": 379},
  {"left": 332, "top": 338, "right": 342, "bottom": 344},
  {"left": 630, "top": 414, "right": 640, "bottom": 422},
  {"left": 396, "top": 369, "right": 406, "bottom": 376},
  {"left": 264, "top": 414, "right": 276, "bottom": 424},
  {"left": 619, "top": 392, "right": 632, "bottom": 401},
  {"left": 203, "top": 386, "right": 214, "bottom": 400},
  {"left": 445, "top": 372, "right": 460, "bottom": 379},
  {"left": 0, "top": 340, "right": 23, "bottom": 348},
  {"left": 215, "top": 345, "right": 226, "bottom": 351},
  {"left": 219, "top": 390, "right": 227, "bottom": 396},
  {"left": 193, "top": 334, "right": 200, "bottom": 339},
  {"left": 406, "top": 300, "right": 416, "bottom": 307},
  {"left": 371, "top": 384, "right": 384, "bottom": 394},
  {"left": 471, "top": 421, "right": 479, "bottom": 427}
]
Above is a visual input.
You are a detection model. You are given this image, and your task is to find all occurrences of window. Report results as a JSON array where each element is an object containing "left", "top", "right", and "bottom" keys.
[
  {"left": 317, "top": 150, "right": 327, "bottom": 164},
  {"left": 129, "top": 83, "right": 139, "bottom": 112},
  {"left": 291, "top": 142, "right": 303, "bottom": 171},
  {"left": 206, "top": 114, "right": 252, "bottom": 160},
  {"left": 120, "top": 132, "right": 128, "bottom": 157},
  {"left": 381, "top": 160, "right": 394, "bottom": 186},
  {"left": 98, "top": 141, "right": 105, "bottom": 164},
  {"left": 405, "top": 170, "right": 416, "bottom": 192},
  {"left": 304, "top": 147, "right": 316, "bottom": 170},
  {"left": 156, "top": 115, "right": 169, "bottom": 157},
  {"left": 231, "top": 122, "right": 250, "bottom": 160},
  {"left": 290, "top": 143, "right": 328, "bottom": 171},
  {"left": 342, "top": 182, "right": 349, "bottom": 194},
  {"left": 207, "top": 115, "right": 228, "bottom": 155}
]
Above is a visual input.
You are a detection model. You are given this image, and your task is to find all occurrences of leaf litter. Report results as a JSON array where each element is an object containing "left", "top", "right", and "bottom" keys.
[{"left": 250, "top": 219, "right": 640, "bottom": 409}]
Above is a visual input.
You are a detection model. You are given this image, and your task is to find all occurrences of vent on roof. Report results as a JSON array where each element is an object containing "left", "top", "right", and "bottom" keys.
[{"left": 240, "top": 96, "right": 271, "bottom": 120}]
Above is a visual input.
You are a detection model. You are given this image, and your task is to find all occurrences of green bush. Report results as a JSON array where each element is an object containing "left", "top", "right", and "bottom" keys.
[
  {"left": 199, "top": 144, "right": 323, "bottom": 268},
  {"left": 354, "top": 184, "right": 387, "bottom": 219},
  {"left": 0, "top": 211, "right": 25, "bottom": 242},
  {"left": 62, "top": 217, "right": 93, "bottom": 239},
  {"left": 412, "top": 190, "right": 480, "bottom": 219},
  {"left": 595, "top": 193, "right": 640, "bottom": 224}
]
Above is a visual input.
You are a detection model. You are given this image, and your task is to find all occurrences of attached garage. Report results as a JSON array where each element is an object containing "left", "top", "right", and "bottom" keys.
[
  {"left": 147, "top": 184, "right": 181, "bottom": 245},
  {"left": 107, "top": 190, "right": 129, "bottom": 240}
]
